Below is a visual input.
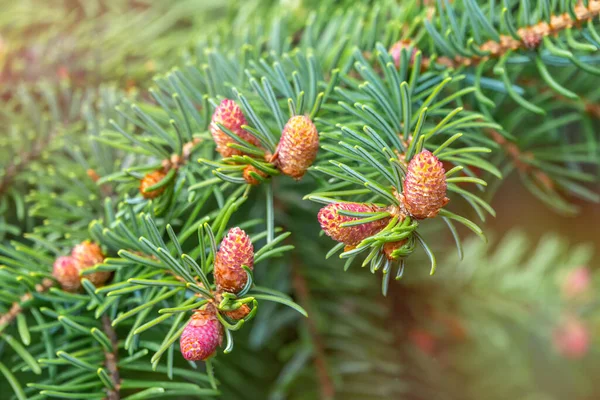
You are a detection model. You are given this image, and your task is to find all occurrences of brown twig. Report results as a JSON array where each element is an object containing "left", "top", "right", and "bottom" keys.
[
  {"left": 291, "top": 259, "right": 335, "bottom": 400},
  {"left": 0, "top": 278, "right": 53, "bottom": 329},
  {"left": 101, "top": 315, "right": 121, "bottom": 400},
  {"left": 424, "top": 1, "right": 600, "bottom": 69}
]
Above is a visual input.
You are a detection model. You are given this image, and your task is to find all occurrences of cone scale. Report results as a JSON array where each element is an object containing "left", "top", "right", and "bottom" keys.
[{"left": 318, "top": 202, "right": 389, "bottom": 246}]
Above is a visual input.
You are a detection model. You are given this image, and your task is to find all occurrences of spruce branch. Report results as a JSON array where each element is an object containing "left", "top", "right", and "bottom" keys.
[
  {"left": 101, "top": 315, "right": 121, "bottom": 400},
  {"left": 0, "top": 130, "right": 57, "bottom": 198},
  {"left": 427, "top": 1, "right": 600, "bottom": 69},
  {"left": 0, "top": 278, "right": 53, "bottom": 330}
]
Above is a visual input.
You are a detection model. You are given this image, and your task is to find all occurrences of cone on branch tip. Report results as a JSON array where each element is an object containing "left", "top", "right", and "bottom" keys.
[
  {"left": 276, "top": 115, "right": 319, "bottom": 180},
  {"left": 318, "top": 202, "right": 390, "bottom": 246},
  {"left": 402, "top": 150, "right": 449, "bottom": 219},
  {"left": 139, "top": 169, "right": 167, "bottom": 199},
  {"left": 52, "top": 256, "right": 82, "bottom": 292},
  {"left": 180, "top": 307, "right": 223, "bottom": 361},
  {"left": 210, "top": 99, "right": 261, "bottom": 158},
  {"left": 553, "top": 316, "right": 590, "bottom": 359},
  {"left": 71, "top": 241, "right": 111, "bottom": 287},
  {"left": 213, "top": 227, "right": 254, "bottom": 294}
]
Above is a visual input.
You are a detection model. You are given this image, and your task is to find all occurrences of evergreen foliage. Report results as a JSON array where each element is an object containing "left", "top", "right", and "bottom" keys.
[{"left": 0, "top": 0, "right": 598, "bottom": 399}]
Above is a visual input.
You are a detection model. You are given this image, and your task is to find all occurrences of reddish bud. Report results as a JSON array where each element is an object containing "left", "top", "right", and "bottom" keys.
[
  {"left": 562, "top": 267, "right": 592, "bottom": 299},
  {"left": 213, "top": 228, "right": 254, "bottom": 294},
  {"left": 210, "top": 99, "right": 260, "bottom": 158},
  {"left": 553, "top": 316, "right": 590, "bottom": 359},
  {"left": 402, "top": 150, "right": 449, "bottom": 219},
  {"left": 276, "top": 115, "right": 319, "bottom": 180},
  {"left": 52, "top": 256, "right": 81, "bottom": 292},
  {"left": 389, "top": 39, "right": 417, "bottom": 68},
  {"left": 139, "top": 170, "right": 167, "bottom": 199},
  {"left": 408, "top": 328, "right": 436, "bottom": 355},
  {"left": 180, "top": 308, "right": 223, "bottom": 361},
  {"left": 318, "top": 202, "right": 389, "bottom": 246}
]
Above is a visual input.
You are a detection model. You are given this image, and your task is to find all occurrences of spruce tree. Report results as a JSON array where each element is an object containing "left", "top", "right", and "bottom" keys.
[{"left": 1, "top": 1, "right": 599, "bottom": 399}]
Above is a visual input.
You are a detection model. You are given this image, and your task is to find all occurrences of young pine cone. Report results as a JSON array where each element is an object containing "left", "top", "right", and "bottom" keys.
[
  {"left": 180, "top": 308, "right": 223, "bottom": 361},
  {"left": 71, "top": 241, "right": 111, "bottom": 287},
  {"left": 213, "top": 228, "right": 254, "bottom": 294},
  {"left": 276, "top": 115, "right": 319, "bottom": 180},
  {"left": 318, "top": 202, "right": 390, "bottom": 246},
  {"left": 52, "top": 256, "right": 82, "bottom": 292},
  {"left": 139, "top": 170, "right": 167, "bottom": 199},
  {"left": 402, "top": 150, "right": 449, "bottom": 219},
  {"left": 210, "top": 99, "right": 261, "bottom": 158}
]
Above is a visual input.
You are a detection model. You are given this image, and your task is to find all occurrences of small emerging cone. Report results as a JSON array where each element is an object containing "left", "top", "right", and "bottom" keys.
[
  {"left": 180, "top": 308, "right": 223, "bottom": 361},
  {"left": 243, "top": 165, "right": 269, "bottom": 185},
  {"left": 553, "top": 316, "right": 590, "bottom": 359},
  {"left": 139, "top": 169, "right": 167, "bottom": 199},
  {"left": 210, "top": 99, "right": 261, "bottom": 158},
  {"left": 561, "top": 267, "right": 592, "bottom": 300},
  {"left": 276, "top": 115, "right": 319, "bottom": 180},
  {"left": 318, "top": 202, "right": 389, "bottom": 246},
  {"left": 383, "top": 240, "right": 407, "bottom": 260},
  {"left": 223, "top": 304, "right": 251, "bottom": 320},
  {"left": 52, "top": 256, "right": 81, "bottom": 292},
  {"left": 389, "top": 39, "right": 417, "bottom": 68},
  {"left": 214, "top": 228, "right": 254, "bottom": 294},
  {"left": 71, "top": 241, "right": 111, "bottom": 287},
  {"left": 402, "top": 150, "right": 449, "bottom": 219}
]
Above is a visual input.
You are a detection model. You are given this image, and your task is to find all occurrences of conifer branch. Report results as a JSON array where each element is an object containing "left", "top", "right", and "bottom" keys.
[
  {"left": 0, "top": 279, "right": 53, "bottom": 329},
  {"left": 518, "top": 77, "right": 600, "bottom": 119},
  {"left": 291, "top": 260, "right": 335, "bottom": 400},
  {"left": 487, "top": 129, "right": 554, "bottom": 190},
  {"left": 102, "top": 314, "right": 121, "bottom": 400},
  {"left": 428, "top": 1, "right": 600, "bottom": 68},
  {"left": 0, "top": 132, "right": 57, "bottom": 198}
]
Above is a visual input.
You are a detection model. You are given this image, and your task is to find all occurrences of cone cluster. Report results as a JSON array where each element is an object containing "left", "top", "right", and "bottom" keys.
[
  {"left": 52, "top": 241, "right": 111, "bottom": 292},
  {"left": 209, "top": 99, "right": 320, "bottom": 182}
]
